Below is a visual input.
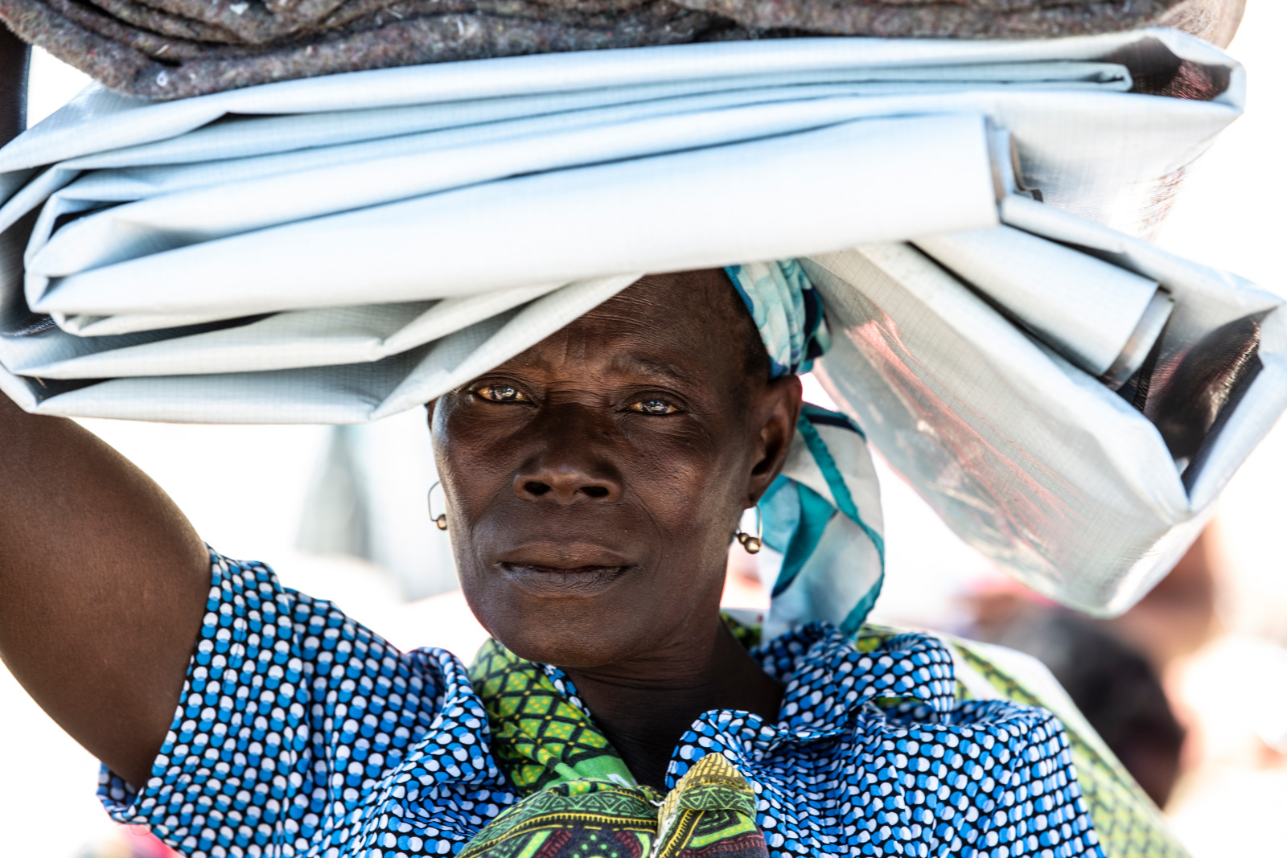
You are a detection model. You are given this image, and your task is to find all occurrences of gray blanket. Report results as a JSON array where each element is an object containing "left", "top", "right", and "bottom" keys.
[{"left": 0, "top": 0, "right": 1246, "bottom": 99}]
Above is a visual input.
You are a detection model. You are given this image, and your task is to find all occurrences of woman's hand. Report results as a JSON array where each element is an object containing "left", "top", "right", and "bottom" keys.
[
  {"left": 0, "top": 25, "right": 27, "bottom": 145},
  {"left": 0, "top": 34, "right": 213, "bottom": 788}
]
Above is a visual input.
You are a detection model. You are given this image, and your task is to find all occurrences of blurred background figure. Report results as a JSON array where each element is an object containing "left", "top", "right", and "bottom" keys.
[
  {"left": 296, "top": 418, "right": 458, "bottom": 601},
  {"left": 75, "top": 827, "right": 180, "bottom": 858}
]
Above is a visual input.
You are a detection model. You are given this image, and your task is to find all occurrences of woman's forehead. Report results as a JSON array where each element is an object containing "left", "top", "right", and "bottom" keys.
[
  {"left": 517, "top": 271, "right": 751, "bottom": 379},
  {"left": 603, "top": 270, "right": 736, "bottom": 319}
]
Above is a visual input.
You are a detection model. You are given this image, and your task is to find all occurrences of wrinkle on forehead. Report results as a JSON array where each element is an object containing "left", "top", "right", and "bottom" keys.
[{"left": 520, "top": 271, "right": 741, "bottom": 371}]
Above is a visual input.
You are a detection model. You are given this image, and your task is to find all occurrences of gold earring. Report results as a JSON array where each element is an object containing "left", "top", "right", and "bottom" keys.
[
  {"left": 428, "top": 481, "right": 448, "bottom": 531},
  {"left": 735, "top": 505, "right": 762, "bottom": 554}
]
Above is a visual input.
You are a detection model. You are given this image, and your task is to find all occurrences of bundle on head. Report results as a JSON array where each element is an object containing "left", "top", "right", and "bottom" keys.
[{"left": 0, "top": 0, "right": 1246, "bottom": 100}]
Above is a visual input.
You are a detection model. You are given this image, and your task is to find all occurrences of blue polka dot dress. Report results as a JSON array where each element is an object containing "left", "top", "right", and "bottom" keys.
[{"left": 99, "top": 551, "right": 1103, "bottom": 857}]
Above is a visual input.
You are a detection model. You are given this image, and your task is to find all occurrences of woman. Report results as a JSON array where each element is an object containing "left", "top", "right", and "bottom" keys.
[
  {"left": 0, "top": 269, "right": 1103, "bottom": 857},
  {"left": 0, "top": 33, "right": 1104, "bottom": 858}
]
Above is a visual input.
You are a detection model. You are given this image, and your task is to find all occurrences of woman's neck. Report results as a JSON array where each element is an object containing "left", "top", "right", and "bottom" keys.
[{"left": 560, "top": 618, "right": 784, "bottom": 790}]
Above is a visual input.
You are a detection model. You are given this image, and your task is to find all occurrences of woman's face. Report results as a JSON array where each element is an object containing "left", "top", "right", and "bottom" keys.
[{"left": 429, "top": 270, "right": 801, "bottom": 667}]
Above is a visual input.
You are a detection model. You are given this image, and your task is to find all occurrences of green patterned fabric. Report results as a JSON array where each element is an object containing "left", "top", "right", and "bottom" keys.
[
  {"left": 457, "top": 780, "right": 659, "bottom": 858},
  {"left": 470, "top": 640, "right": 636, "bottom": 794},
  {"left": 463, "top": 638, "right": 769, "bottom": 858}
]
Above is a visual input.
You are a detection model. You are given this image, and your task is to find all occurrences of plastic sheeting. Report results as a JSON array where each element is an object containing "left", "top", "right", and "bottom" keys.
[
  {"left": 0, "top": 29, "right": 1278, "bottom": 614},
  {"left": 810, "top": 197, "right": 1286, "bottom": 615}
]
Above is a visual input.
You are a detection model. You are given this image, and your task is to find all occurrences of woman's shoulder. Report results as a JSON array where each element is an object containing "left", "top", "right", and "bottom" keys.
[
  {"left": 852, "top": 623, "right": 1192, "bottom": 858},
  {"left": 102, "top": 550, "right": 511, "bottom": 856},
  {"left": 710, "top": 619, "right": 1186, "bottom": 856},
  {"left": 192, "top": 549, "right": 489, "bottom": 745}
]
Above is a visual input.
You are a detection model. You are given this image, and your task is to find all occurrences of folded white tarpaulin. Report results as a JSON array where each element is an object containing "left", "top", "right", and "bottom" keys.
[
  {"left": 810, "top": 196, "right": 1286, "bottom": 615},
  {"left": 0, "top": 28, "right": 1279, "bottom": 615}
]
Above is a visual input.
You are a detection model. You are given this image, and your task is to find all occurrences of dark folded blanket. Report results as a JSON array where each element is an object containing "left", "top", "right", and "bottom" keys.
[{"left": 0, "top": 0, "right": 1246, "bottom": 100}]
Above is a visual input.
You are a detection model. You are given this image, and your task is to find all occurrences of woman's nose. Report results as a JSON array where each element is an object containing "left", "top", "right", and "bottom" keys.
[
  {"left": 512, "top": 409, "right": 623, "bottom": 504},
  {"left": 514, "top": 465, "right": 621, "bottom": 504}
]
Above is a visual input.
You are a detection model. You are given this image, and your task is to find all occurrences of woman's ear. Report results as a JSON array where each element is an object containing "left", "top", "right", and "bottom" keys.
[{"left": 746, "top": 375, "right": 803, "bottom": 505}]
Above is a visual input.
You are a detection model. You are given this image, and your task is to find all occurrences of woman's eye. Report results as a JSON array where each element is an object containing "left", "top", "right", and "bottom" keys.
[
  {"left": 475, "top": 384, "right": 527, "bottom": 403},
  {"left": 630, "top": 398, "right": 678, "bottom": 415}
]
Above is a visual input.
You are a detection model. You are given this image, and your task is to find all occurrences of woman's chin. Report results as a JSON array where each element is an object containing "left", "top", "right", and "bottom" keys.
[{"left": 469, "top": 591, "right": 650, "bottom": 669}]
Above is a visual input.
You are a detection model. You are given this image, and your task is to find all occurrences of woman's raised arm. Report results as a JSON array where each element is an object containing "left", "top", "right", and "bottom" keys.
[{"left": 0, "top": 29, "right": 213, "bottom": 789}]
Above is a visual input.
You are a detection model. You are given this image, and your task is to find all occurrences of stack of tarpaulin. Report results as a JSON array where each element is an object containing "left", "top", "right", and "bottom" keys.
[{"left": 0, "top": 4, "right": 1278, "bottom": 627}]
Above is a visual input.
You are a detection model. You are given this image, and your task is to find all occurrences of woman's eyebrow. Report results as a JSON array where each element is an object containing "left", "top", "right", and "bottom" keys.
[{"left": 608, "top": 354, "right": 694, "bottom": 385}]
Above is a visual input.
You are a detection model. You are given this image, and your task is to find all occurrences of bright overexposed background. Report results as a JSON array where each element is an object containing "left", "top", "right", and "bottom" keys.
[{"left": 2, "top": 5, "right": 1287, "bottom": 854}]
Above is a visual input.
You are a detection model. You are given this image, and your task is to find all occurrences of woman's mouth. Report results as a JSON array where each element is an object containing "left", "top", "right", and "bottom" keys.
[{"left": 498, "top": 562, "right": 631, "bottom": 596}]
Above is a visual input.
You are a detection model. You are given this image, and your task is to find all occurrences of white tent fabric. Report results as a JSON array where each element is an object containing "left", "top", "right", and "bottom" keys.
[
  {"left": 810, "top": 195, "right": 1286, "bottom": 616},
  {"left": 912, "top": 227, "right": 1170, "bottom": 381},
  {"left": 0, "top": 27, "right": 1278, "bottom": 615}
]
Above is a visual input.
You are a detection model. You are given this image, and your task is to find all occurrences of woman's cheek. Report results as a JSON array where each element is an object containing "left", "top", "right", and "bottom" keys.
[
  {"left": 438, "top": 405, "right": 528, "bottom": 517},
  {"left": 628, "top": 434, "right": 731, "bottom": 534}
]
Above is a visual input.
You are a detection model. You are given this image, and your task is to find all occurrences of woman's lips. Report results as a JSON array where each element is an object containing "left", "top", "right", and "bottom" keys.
[{"left": 499, "top": 562, "right": 631, "bottom": 596}]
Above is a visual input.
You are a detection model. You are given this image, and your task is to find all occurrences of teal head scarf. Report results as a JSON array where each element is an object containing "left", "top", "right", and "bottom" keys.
[{"left": 725, "top": 262, "right": 885, "bottom": 639}]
